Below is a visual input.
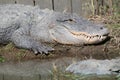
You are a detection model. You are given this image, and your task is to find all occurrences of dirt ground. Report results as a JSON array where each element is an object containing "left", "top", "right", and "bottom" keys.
[{"left": 0, "top": 16, "right": 120, "bottom": 62}]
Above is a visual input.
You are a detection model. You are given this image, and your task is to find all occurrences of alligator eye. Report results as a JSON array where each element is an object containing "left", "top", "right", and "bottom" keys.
[
  {"left": 68, "top": 19, "right": 73, "bottom": 21},
  {"left": 68, "top": 19, "right": 76, "bottom": 23},
  {"left": 57, "top": 19, "right": 75, "bottom": 22}
]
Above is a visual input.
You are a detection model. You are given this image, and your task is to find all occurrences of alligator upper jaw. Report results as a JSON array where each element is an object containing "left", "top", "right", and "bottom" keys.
[
  {"left": 49, "top": 25, "right": 109, "bottom": 45},
  {"left": 70, "top": 31, "right": 109, "bottom": 44}
]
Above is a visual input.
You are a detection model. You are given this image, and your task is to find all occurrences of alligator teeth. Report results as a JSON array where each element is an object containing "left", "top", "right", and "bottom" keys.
[
  {"left": 99, "top": 36, "right": 102, "bottom": 39},
  {"left": 72, "top": 32, "right": 104, "bottom": 41},
  {"left": 99, "top": 36, "right": 101, "bottom": 39}
]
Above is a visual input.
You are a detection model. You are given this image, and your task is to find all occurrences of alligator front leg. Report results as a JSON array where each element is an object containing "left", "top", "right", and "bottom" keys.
[{"left": 11, "top": 28, "right": 54, "bottom": 55}]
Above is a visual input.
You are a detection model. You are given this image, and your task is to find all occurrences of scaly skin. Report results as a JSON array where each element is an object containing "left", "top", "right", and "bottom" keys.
[
  {"left": 66, "top": 59, "right": 120, "bottom": 74},
  {"left": 0, "top": 4, "right": 109, "bottom": 55}
]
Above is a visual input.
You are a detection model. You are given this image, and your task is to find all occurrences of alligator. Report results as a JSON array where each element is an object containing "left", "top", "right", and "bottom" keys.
[
  {"left": 66, "top": 59, "right": 120, "bottom": 75},
  {"left": 0, "top": 4, "right": 109, "bottom": 55}
]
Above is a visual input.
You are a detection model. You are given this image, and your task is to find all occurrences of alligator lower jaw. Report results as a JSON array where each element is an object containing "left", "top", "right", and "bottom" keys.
[{"left": 71, "top": 31, "right": 108, "bottom": 44}]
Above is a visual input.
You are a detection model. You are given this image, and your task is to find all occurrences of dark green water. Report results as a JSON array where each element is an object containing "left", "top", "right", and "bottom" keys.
[{"left": 0, "top": 57, "right": 119, "bottom": 80}]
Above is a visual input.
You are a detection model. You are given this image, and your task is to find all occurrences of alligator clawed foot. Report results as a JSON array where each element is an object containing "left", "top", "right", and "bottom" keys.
[
  {"left": 33, "top": 48, "right": 54, "bottom": 56},
  {"left": 32, "top": 44, "right": 54, "bottom": 56}
]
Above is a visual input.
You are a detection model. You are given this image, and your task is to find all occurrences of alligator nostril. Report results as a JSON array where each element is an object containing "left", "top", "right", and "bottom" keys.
[{"left": 100, "top": 27, "right": 103, "bottom": 29}]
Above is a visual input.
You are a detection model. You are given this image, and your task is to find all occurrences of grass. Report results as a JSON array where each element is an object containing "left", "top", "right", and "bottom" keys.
[
  {"left": 49, "top": 63, "right": 86, "bottom": 80},
  {"left": 0, "top": 43, "right": 29, "bottom": 62},
  {"left": 0, "top": 56, "right": 5, "bottom": 63},
  {"left": 117, "top": 75, "right": 120, "bottom": 80}
]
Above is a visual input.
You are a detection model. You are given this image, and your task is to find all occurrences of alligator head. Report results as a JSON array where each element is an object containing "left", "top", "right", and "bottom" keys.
[
  {"left": 47, "top": 12, "right": 109, "bottom": 45},
  {"left": 35, "top": 10, "right": 109, "bottom": 45}
]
